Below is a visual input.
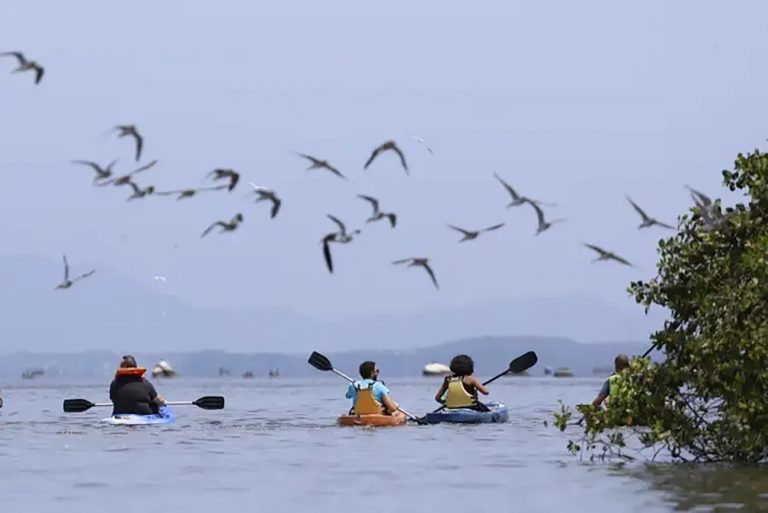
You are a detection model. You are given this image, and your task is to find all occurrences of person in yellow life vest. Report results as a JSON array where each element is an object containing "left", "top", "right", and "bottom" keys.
[
  {"left": 592, "top": 353, "right": 630, "bottom": 408},
  {"left": 434, "top": 354, "right": 490, "bottom": 411},
  {"left": 345, "top": 361, "right": 402, "bottom": 418}
]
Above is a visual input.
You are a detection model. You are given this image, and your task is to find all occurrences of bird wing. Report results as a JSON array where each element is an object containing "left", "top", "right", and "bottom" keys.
[
  {"left": 322, "top": 235, "right": 334, "bottom": 273},
  {"left": 364, "top": 145, "right": 384, "bottom": 169},
  {"left": 654, "top": 220, "right": 676, "bottom": 230},
  {"left": 421, "top": 262, "right": 439, "bottom": 289},
  {"left": 482, "top": 223, "right": 505, "bottom": 232},
  {"left": 626, "top": 196, "right": 651, "bottom": 221},
  {"left": 323, "top": 163, "right": 346, "bottom": 179},
  {"left": 327, "top": 214, "right": 347, "bottom": 234},
  {"left": 128, "top": 181, "right": 142, "bottom": 195},
  {"left": 608, "top": 253, "right": 634, "bottom": 267},
  {"left": 33, "top": 64, "right": 44, "bottom": 84},
  {"left": 73, "top": 269, "right": 96, "bottom": 282},
  {"left": 297, "top": 153, "right": 321, "bottom": 166},
  {"left": 201, "top": 221, "right": 225, "bottom": 238},
  {"left": 447, "top": 224, "right": 473, "bottom": 237},
  {"left": 391, "top": 144, "right": 409, "bottom": 174},
  {"left": 357, "top": 195, "right": 380, "bottom": 214},
  {"left": 130, "top": 159, "right": 158, "bottom": 175},
  {"left": 685, "top": 185, "right": 712, "bottom": 207},
  {"left": 529, "top": 201, "right": 547, "bottom": 226},
  {"left": 269, "top": 196, "right": 281, "bottom": 218},
  {"left": 155, "top": 189, "right": 184, "bottom": 196},
  {"left": 62, "top": 254, "right": 69, "bottom": 280},
  {"left": 228, "top": 172, "right": 240, "bottom": 191},
  {"left": 131, "top": 131, "right": 143, "bottom": 162},
  {"left": 391, "top": 258, "right": 412, "bottom": 265},
  {"left": 0, "top": 52, "right": 26, "bottom": 65},
  {"left": 583, "top": 243, "right": 608, "bottom": 257},
  {"left": 385, "top": 213, "right": 396, "bottom": 228},
  {"left": 493, "top": 173, "right": 521, "bottom": 200}
]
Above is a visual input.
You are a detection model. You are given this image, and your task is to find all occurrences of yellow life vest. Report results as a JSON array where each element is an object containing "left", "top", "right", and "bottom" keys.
[
  {"left": 353, "top": 383, "right": 384, "bottom": 415},
  {"left": 444, "top": 376, "right": 477, "bottom": 409}
]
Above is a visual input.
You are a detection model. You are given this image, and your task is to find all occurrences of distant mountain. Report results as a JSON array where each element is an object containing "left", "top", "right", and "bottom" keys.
[
  {"left": 0, "top": 256, "right": 665, "bottom": 355},
  {"left": 0, "top": 336, "right": 656, "bottom": 381}
]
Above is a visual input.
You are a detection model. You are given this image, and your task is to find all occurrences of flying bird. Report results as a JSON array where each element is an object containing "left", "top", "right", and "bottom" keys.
[
  {"left": 358, "top": 195, "right": 396, "bottom": 228},
  {"left": 364, "top": 140, "right": 408, "bottom": 174},
  {"left": 201, "top": 213, "right": 244, "bottom": 238},
  {"left": 98, "top": 160, "right": 158, "bottom": 187},
  {"left": 126, "top": 181, "right": 155, "bottom": 201},
  {"left": 626, "top": 196, "right": 674, "bottom": 230},
  {"left": 447, "top": 223, "right": 505, "bottom": 242},
  {"left": 685, "top": 185, "right": 713, "bottom": 208},
  {"left": 54, "top": 254, "right": 95, "bottom": 290},
  {"left": 411, "top": 136, "right": 434, "bottom": 155},
  {"left": 493, "top": 173, "right": 555, "bottom": 208},
  {"left": 296, "top": 153, "right": 347, "bottom": 180},
  {"left": 583, "top": 243, "right": 634, "bottom": 267},
  {"left": 156, "top": 185, "right": 228, "bottom": 200},
  {"left": 153, "top": 276, "right": 167, "bottom": 282},
  {"left": 528, "top": 201, "right": 564, "bottom": 235},
  {"left": 208, "top": 168, "right": 240, "bottom": 191},
  {"left": 114, "top": 125, "right": 144, "bottom": 162},
  {"left": 392, "top": 258, "right": 439, "bottom": 289},
  {"left": 321, "top": 215, "right": 360, "bottom": 274},
  {"left": 248, "top": 183, "right": 282, "bottom": 218},
  {"left": 71, "top": 159, "right": 118, "bottom": 184},
  {"left": 0, "top": 52, "right": 44, "bottom": 84}
]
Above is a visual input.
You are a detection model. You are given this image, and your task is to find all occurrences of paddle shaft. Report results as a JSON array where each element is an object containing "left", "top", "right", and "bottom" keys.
[
  {"left": 77, "top": 401, "right": 196, "bottom": 408},
  {"left": 331, "top": 368, "right": 418, "bottom": 420}
]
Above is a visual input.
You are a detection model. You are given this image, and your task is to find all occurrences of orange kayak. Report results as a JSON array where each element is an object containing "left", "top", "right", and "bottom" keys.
[{"left": 337, "top": 412, "right": 407, "bottom": 427}]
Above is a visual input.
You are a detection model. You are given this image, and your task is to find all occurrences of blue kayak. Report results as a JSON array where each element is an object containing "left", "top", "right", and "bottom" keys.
[
  {"left": 424, "top": 401, "right": 508, "bottom": 424},
  {"left": 101, "top": 405, "right": 175, "bottom": 426}
]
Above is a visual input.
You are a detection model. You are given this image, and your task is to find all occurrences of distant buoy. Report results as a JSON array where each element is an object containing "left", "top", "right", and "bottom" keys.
[{"left": 422, "top": 363, "right": 451, "bottom": 376}]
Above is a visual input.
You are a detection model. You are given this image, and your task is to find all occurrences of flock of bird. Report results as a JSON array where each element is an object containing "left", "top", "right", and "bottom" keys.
[{"left": 3, "top": 50, "right": 715, "bottom": 292}]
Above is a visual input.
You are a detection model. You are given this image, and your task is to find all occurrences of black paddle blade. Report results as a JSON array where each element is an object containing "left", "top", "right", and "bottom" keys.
[
  {"left": 193, "top": 396, "right": 225, "bottom": 410},
  {"left": 508, "top": 351, "right": 538, "bottom": 374},
  {"left": 63, "top": 398, "right": 95, "bottom": 413},
  {"left": 308, "top": 351, "right": 333, "bottom": 372}
]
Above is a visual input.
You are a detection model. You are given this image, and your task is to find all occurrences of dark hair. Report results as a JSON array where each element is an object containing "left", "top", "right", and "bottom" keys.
[
  {"left": 359, "top": 361, "right": 376, "bottom": 379},
  {"left": 615, "top": 354, "right": 630, "bottom": 371},
  {"left": 120, "top": 355, "right": 137, "bottom": 368},
  {"left": 450, "top": 354, "right": 474, "bottom": 376}
]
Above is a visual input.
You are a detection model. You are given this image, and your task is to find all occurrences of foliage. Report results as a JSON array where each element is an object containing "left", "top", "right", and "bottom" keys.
[{"left": 555, "top": 148, "right": 768, "bottom": 463}]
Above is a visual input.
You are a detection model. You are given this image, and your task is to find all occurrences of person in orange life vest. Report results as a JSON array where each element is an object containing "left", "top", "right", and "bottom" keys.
[
  {"left": 109, "top": 355, "right": 166, "bottom": 415},
  {"left": 345, "top": 361, "right": 401, "bottom": 416},
  {"left": 434, "top": 354, "right": 490, "bottom": 411}
]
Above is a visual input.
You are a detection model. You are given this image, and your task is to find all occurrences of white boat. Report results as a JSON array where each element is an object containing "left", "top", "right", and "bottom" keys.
[
  {"left": 151, "top": 360, "right": 177, "bottom": 378},
  {"left": 422, "top": 362, "right": 451, "bottom": 376}
]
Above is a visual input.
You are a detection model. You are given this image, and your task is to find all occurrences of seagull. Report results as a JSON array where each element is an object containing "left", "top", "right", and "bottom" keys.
[
  {"left": 685, "top": 185, "right": 723, "bottom": 230},
  {"left": 528, "top": 201, "right": 565, "bottom": 235},
  {"left": 296, "top": 153, "right": 347, "bottom": 180},
  {"left": 201, "top": 213, "right": 244, "bottom": 238},
  {"left": 626, "top": 196, "right": 674, "bottom": 230},
  {"left": 411, "top": 136, "right": 434, "bottom": 155},
  {"left": 447, "top": 223, "right": 505, "bottom": 242},
  {"left": 71, "top": 159, "right": 118, "bottom": 184},
  {"left": 154, "top": 276, "right": 167, "bottom": 282},
  {"left": 248, "top": 183, "right": 282, "bottom": 218},
  {"left": 685, "top": 185, "right": 713, "bottom": 208},
  {"left": 493, "top": 173, "right": 555, "bottom": 207},
  {"left": 321, "top": 215, "right": 361, "bottom": 274},
  {"left": 358, "top": 195, "right": 396, "bottom": 228},
  {"left": 583, "top": 243, "right": 634, "bottom": 267},
  {"left": 125, "top": 180, "right": 155, "bottom": 201},
  {"left": 392, "top": 258, "right": 439, "bottom": 289},
  {"left": 156, "top": 185, "right": 228, "bottom": 200},
  {"left": 364, "top": 140, "right": 408, "bottom": 174},
  {"left": 114, "top": 125, "right": 144, "bottom": 162},
  {"left": 54, "top": 254, "right": 95, "bottom": 290},
  {"left": 207, "top": 168, "right": 240, "bottom": 191},
  {"left": 0, "top": 52, "right": 44, "bottom": 84},
  {"left": 98, "top": 160, "right": 158, "bottom": 187}
]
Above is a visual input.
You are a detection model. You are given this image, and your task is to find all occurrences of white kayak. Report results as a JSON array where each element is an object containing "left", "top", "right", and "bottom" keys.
[{"left": 101, "top": 405, "right": 175, "bottom": 426}]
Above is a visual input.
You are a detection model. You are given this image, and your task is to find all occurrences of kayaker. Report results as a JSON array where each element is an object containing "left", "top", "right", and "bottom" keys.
[
  {"left": 110, "top": 355, "right": 166, "bottom": 415},
  {"left": 592, "top": 353, "right": 630, "bottom": 408},
  {"left": 345, "top": 361, "right": 402, "bottom": 417},
  {"left": 434, "top": 354, "right": 490, "bottom": 411}
]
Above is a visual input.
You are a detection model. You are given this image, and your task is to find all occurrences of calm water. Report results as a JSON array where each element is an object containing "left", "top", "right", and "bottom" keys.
[{"left": 1, "top": 377, "right": 767, "bottom": 512}]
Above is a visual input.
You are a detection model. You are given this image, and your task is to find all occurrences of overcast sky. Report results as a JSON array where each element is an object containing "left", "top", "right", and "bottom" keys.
[{"left": 1, "top": 1, "right": 766, "bottom": 321}]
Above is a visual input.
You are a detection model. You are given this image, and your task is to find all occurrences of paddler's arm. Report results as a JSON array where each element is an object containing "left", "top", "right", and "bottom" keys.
[
  {"left": 381, "top": 393, "right": 399, "bottom": 414},
  {"left": 469, "top": 376, "right": 490, "bottom": 395},
  {"left": 592, "top": 379, "right": 610, "bottom": 407},
  {"left": 434, "top": 378, "right": 448, "bottom": 404}
]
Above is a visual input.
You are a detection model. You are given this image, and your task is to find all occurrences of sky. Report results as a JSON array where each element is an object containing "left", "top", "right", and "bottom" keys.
[{"left": 1, "top": 1, "right": 767, "bottom": 324}]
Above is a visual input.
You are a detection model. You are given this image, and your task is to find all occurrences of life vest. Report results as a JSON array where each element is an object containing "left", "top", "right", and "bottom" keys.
[
  {"left": 115, "top": 367, "right": 147, "bottom": 378},
  {"left": 353, "top": 382, "right": 384, "bottom": 415},
  {"left": 606, "top": 371, "right": 636, "bottom": 425},
  {"left": 444, "top": 376, "right": 477, "bottom": 409}
]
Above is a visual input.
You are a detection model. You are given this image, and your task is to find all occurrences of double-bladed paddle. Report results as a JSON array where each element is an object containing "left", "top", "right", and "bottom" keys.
[
  {"left": 63, "top": 395, "right": 225, "bottom": 413},
  {"left": 425, "top": 350, "right": 539, "bottom": 418},
  {"left": 307, "top": 351, "right": 424, "bottom": 424}
]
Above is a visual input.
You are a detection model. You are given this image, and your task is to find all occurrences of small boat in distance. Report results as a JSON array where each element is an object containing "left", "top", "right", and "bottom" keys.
[
  {"left": 553, "top": 367, "right": 574, "bottom": 378},
  {"left": 243, "top": 371, "right": 255, "bottom": 379},
  {"left": 151, "top": 360, "right": 176, "bottom": 378},
  {"left": 268, "top": 367, "right": 280, "bottom": 378},
  {"left": 22, "top": 368, "right": 45, "bottom": 380},
  {"left": 422, "top": 362, "right": 451, "bottom": 376}
]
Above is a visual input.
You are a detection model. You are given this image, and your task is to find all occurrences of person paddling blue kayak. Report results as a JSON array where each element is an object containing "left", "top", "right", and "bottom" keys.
[
  {"left": 110, "top": 355, "right": 166, "bottom": 415},
  {"left": 433, "top": 354, "right": 491, "bottom": 412}
]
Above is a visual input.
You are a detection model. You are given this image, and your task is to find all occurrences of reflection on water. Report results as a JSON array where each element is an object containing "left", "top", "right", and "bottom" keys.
[{"left": 623, "top": 464, "right": 768, "bottom": 512}]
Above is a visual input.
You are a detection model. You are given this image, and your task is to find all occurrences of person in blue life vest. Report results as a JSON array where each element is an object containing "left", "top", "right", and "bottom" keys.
[
  {"left": 434, "top": 354, "right": 490, "bottom": 411},
  {"left": 345, "top": 361, "right": 402, "bottom": 418},
  {"left": 592, "top": 354, "right": 631, "bottom": 408}
]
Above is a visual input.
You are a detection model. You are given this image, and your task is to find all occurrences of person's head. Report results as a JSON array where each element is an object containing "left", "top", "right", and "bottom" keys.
[
  {"left": 614, "top": 354, "right": 630, "bottom": 373},
  {"left": 120, "top": 354, "right": 138, "bottom": 368},
  {"left": 450, "top": 354, "right": 474, "bottom": 376},
  {"left": 359, "top": 361, "right": 378, "bottom": 380}
]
